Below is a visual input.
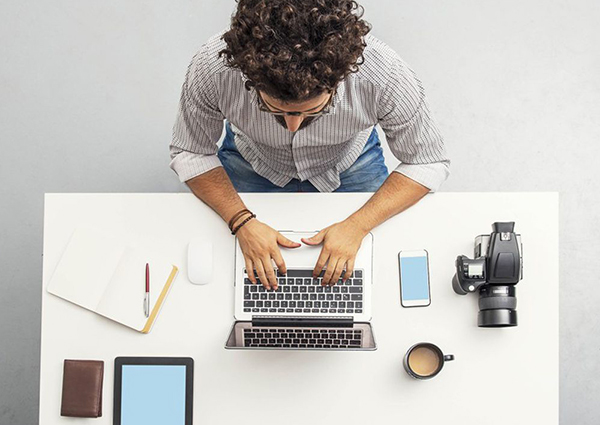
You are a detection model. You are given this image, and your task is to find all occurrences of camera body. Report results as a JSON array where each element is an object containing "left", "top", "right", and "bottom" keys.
[{"left": 452, "top": 222, "right": 523, "bottom": 327}]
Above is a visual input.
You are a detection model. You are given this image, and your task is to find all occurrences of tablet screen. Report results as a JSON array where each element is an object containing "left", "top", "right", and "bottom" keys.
[{"left": 121, "top": 365, "right": 187, "bottom": 425}]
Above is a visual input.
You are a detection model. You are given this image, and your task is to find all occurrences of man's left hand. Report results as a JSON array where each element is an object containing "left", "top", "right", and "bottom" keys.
[{"left": 301, "top": 218, "right": 369, "bottom": 285}]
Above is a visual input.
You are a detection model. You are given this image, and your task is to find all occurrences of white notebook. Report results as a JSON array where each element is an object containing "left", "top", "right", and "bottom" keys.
[{"left": 47, "top": 228, "right": 179, "bottom": 333}]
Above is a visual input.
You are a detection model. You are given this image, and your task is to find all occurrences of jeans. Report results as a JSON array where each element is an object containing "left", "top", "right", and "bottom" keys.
[{"left": 217, "top": 122, "right": 388, "bottom": 192}]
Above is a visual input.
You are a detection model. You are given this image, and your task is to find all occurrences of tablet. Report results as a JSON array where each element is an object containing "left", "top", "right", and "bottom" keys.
[{"left": 113, "top": 357, "right": 193, "bottom": 425}]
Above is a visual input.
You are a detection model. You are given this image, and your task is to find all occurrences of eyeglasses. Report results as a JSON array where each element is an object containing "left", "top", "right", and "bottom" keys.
[{"left": 256, "top": 90, "right": 335, "bottom": 118}]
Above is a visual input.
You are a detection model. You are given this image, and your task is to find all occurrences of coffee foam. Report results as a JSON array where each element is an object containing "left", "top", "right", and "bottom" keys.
[{"left": 408, "top": 346, "right": 441, "bottom": 376}]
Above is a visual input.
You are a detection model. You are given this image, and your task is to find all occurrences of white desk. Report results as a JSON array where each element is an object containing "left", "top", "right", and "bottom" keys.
[{"left": 40, "top": 193, "right": 559, "bottom": 424}]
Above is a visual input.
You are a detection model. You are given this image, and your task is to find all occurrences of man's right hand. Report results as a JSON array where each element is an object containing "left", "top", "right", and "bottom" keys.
[{"left": 236, "top": 219, "right": 301, "bottom": 290}]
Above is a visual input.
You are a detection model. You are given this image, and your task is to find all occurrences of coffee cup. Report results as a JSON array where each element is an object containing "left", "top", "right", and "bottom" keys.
[{"left": 403, "top": 342, "right": 454, "bottom": 380}]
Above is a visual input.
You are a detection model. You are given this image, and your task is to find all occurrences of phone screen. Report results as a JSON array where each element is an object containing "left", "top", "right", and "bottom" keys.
[{"left": 399, "top": 251, "right": 430, "bottom": 306}]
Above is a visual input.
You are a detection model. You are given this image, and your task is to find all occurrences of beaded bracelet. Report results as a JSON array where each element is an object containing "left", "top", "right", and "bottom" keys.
[
  {"left": 231, "top": 213, "right": 256, "bottom": 235},
  {"left": 228, "top": 208, "right": 252, "bottom": 232}
]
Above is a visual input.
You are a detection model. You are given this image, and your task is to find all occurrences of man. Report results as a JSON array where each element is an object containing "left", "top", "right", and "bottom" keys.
[{"left": 170, "top": 0, "right": 450, "bottom": 290}]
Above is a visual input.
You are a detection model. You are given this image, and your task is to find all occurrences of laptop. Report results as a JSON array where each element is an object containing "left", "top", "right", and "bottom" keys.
[{"left": 225, "top": 231, "right": 376, "bottom": 350}]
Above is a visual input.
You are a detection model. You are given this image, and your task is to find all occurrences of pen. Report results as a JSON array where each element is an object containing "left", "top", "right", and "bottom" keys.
[{"left": 144, "top": 263, "right": 150, "bottom": 318}]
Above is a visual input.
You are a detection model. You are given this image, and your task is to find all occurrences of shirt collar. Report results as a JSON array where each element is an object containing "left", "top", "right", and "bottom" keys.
[{"left": 324, "top": 81, "right": 345, "bottom": 116}]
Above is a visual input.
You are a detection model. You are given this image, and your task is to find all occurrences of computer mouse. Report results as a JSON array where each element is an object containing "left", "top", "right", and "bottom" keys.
[{"left": 187, "top": 239, "right": 213, "bottom": 285}]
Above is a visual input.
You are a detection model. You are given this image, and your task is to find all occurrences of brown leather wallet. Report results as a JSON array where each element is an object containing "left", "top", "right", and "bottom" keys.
[{"left": 60, "top": 359, "right": 104, "bottom": 418}]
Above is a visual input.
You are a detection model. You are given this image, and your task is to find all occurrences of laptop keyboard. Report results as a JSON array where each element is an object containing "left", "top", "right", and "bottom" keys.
[
  {"left": 242, "top": 268, "right": 364, "bottom": 315},
  {"left": 243, "top": 327, "right": 363, "bottom": 349}
]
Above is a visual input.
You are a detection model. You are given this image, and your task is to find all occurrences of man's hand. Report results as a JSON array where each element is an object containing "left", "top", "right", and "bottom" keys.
[
  {"left": 301, "top": 218, "right": 369, "bottom": 286},
  {"left": 236, "top": 219, "right": 301, "bottom": 290}
]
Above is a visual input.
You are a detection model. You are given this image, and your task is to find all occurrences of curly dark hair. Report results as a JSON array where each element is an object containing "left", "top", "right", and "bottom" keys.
[{"left": 219, "top": 0, "right": 371, "bottom": 102}]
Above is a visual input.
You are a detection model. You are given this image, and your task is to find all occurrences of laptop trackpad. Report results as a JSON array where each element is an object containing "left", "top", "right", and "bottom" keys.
[
  {"left": 278, "top": 231, "right": 321, "bottom": 267},
  {"left": 276, "top": 231, "right": 372, "bottom": 269}
]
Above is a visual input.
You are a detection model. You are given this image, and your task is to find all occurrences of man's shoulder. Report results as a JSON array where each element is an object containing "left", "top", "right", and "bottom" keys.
[
  {"left": 355, "top": 34, "right": 407, "bottom": 87},
  {"left": 189, "top": 30, "right": 238, "bottom": 78}
]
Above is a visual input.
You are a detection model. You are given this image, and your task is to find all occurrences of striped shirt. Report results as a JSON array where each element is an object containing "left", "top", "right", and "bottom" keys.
[{"left": 170, "top": 31, "right": 450, "bottom": 192}]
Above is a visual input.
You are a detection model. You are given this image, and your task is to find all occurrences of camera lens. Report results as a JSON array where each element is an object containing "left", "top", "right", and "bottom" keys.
[{"left": 477, "top": 285, "right": 518, "bottom": 327}]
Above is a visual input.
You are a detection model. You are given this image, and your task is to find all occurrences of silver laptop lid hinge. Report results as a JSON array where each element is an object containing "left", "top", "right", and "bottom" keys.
[{"left": 251, "top": 316, "right": 353, "bottom": 328}]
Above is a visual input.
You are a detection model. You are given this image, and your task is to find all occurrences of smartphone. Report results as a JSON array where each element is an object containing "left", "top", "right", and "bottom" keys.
[{"left": 398, "top": 249, "right": 431, "bottom": 307}]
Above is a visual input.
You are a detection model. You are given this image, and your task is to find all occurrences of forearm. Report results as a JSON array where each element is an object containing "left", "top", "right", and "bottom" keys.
[
  {"left": 347, "top": 172, "right": 430, "bottom": 233},
  {"left": 185, "top": 166, "right": 247, "bottom": 225}
]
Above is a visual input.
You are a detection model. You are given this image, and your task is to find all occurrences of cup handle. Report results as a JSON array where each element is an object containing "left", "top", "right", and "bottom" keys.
[{"left": 444, "top": 354, "right": 455, "bottom": 362}]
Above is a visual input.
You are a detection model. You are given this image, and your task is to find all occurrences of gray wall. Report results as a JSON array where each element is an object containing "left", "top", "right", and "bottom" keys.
[{"left": 1, "top": 0, "right": 598, "bottom": 423}]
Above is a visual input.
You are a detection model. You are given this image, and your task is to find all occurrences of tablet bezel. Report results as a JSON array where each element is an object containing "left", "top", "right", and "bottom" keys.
[{"left": 113, "top": 357, "right": 194, "bottom": 425}]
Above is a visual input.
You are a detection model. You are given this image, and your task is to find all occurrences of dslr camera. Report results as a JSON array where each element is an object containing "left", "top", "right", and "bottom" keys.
[{"left": 452, "top": 222, "right": 523, "bottom": 327}]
